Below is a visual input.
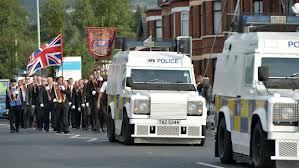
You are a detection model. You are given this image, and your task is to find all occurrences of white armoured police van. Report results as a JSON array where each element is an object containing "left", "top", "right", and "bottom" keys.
[
  {"left": 106, "top": 51, "right": 207, "bottom": 145},
  {"left": 214, "top": 32, "right": 299, "bottom": 168}
]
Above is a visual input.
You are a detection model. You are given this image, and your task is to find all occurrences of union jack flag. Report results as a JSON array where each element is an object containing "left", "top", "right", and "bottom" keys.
[{"left": 27, "top": 34, "right": 63, "bottom": 76}]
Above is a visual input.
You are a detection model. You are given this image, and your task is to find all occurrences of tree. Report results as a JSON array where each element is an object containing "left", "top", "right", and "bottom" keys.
[
  {"left": 90, "top": 0, "right": 135, "bottom": 37},
  {"left": 0, "top": 0, "right": 32, "bottom": 78},
  {"left": 40, "top": 0, "right": 67, "bottom": 41},
  {"left": 131, "top": 5, "right": 146, "bottom": 35}
]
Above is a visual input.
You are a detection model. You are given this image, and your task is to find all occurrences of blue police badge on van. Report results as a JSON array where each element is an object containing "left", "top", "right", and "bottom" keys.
[
  {"left": 288, "top": 41, "right": 299, "bottom": 48},
  {"left": 148, "top": 58, "right": 179, "bottom": 64}
]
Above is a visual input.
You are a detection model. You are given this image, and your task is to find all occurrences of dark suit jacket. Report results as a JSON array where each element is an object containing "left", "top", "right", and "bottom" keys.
[
  {"left": 39, "top": 85, "right": 55, "bottom": 109},
  {"left": 27, "top": 84, "right": 40, "bottom": 106}
]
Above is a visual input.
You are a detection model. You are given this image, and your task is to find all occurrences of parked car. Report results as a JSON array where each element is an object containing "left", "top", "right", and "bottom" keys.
[
  {"left": 0, "top": 102, "right": 8, "bottom": 119},
  {"left": 0, "top": 80, "right": 9, "bottom": 119}
]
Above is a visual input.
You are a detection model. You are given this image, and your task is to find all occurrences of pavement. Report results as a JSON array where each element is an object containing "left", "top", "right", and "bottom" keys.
[{"left": 0, "top": 119, "right": 249, "bottom": 168}]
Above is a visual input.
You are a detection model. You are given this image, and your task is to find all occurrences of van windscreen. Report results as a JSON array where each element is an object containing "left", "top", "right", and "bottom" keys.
[
  {"left": 130, "top": 69, "right": 195, "bottom": 91},
  {"left": 131, "top": 69, "right": 191, "bottom": 84},
  {"left": 262, "top": 58, "right": 299, "bottom": 77}
]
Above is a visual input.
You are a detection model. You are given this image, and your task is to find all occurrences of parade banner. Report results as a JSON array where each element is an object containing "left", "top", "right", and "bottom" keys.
[{"left": 86, "top": 27, "right": 117, "bottom": 58}]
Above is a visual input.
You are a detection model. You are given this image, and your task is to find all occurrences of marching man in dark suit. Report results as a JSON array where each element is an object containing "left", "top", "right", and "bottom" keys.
[
  {"left": 77, "top": 79, "right": 89, "bottom": 130},
  {"left": 87, "top": 70, "right": 102, "bottom": 132},
  {"left": 39, "top": 77, "right": 55, "bottom": 132},
  {"left": 67, "top": 78, "right": 75, "bottom": 128},
  {"left": 72, "top": 81, "right": 81, "bottom": 129},
  {"left": 53, "top": 76, "right": 70, "bottom": 134}
]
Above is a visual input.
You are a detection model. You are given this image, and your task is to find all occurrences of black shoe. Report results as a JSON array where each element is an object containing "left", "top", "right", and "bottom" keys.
[
  {"left": 45, "top": 130, "right": 49, "bottom": 132},
  {"left": 56, "top": 131, "right": 62, "bottom": 134},
  {"left": 64, "top": 130, "right": 70, "bottom": 134},
  {"left": 10, "top": 130, "right": 15, "bottom": 133},
  {"left": 16, "top": 129, "right": 19, "bottom": 132}
]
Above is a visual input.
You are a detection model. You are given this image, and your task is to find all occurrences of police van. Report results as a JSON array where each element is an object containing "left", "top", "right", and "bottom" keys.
[
  {"left": 214, "top": 32, "right": 299, "bottom": 167},
  {"left": 106, "top": 51, "right": 207, "bottom": 145}
]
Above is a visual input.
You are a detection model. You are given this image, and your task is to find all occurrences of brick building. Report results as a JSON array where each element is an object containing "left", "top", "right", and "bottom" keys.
[{"left": 145, "top": 0, "right": 299, "bottom": 83}]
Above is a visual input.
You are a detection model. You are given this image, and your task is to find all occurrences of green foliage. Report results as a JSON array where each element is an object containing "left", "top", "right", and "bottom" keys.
[
  {"left": 0, "top": 0, "right": 33, "bottom": 78},
  {"left": 0, "top": 0, "right": 137, "bottom": 79}
]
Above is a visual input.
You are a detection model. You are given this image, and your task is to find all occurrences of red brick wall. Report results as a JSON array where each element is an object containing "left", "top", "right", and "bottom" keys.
[
  {"left": 205, "top": 1, "right": 213, "bottom": 35},
  {"left": 191, "top": 5, "right": 200, "bottom": 38},
  {"left": 146, "top": 10, "right": 161, "bottom": 17},
  {"left": 174, "top": 12, "right": 181, "bottom": 36},
  {"left": 161, "top": 5, "right": 172, "bottom": 39},
  {"left": 192, "top": 39, "right": 202, "bottom": 56},
  {"left": 148, "top": 21, "right": 156, "bottom": 37}
]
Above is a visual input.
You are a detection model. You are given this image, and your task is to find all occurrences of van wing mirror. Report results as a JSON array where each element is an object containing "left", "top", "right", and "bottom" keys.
[
  {"left": 203, "top": 77, "right": 210, "bottom": 88},
  {"left": 126, "top": 77, "right": 134, "bottom": 87},
  {"left": 258, "top": 66, "right": 269, "bottom": 81}
]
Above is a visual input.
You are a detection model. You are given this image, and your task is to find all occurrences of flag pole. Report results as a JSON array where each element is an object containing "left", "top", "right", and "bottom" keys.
[
  {"left": 61, "top": 33, "right": 64, "bottom": 77},
  {"left": 37, "top": 0, "right": 40, "bottom": 48}
]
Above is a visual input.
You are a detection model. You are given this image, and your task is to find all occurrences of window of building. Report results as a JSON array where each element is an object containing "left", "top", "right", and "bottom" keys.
[
  {"left": 181, "top": 12, "right": 189, "bottom": 36},
  {"left": 213, "top": 1, "right": 222, "bottom": 35},
  {"left": 253, "top": 0, "right": 263, "bottom": 14},
  {"left": 155, "top": 20, "right": 162, "bottom": 39}
]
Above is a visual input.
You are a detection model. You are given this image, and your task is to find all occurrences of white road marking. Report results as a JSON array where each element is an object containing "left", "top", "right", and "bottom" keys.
[
  {"left": 195, "top": 162, "right": 224, "bottom": 168},
  {"left": 69, "top": 134, "right": 100, "bottom": 142},
  {"left": 55, "top": 133, "right": 75, "bottom": 136},
  {"left": 85, "top": 138, "right": 98, "bottom": 142},
  {"left": 0, "top": 124, "right": 9, "bottom": 127},
  {"left": 69, "top": 134, "right": 80, "bottom": 138}
]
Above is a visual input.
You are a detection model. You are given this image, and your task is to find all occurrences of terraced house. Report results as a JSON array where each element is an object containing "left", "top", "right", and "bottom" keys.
[{"left": 145, "top": 0, "right": 299, "bottom": 83}]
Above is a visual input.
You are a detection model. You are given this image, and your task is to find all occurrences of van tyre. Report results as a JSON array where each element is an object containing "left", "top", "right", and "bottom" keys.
[
  {"left": 217, "top": 118, "right": 234, "bottom": 163},
  {"left": 107, "top": 111, "right": 116, "bottom": 142},
  {"left": 122, "top": 113, "right": 134, "bottom": 145},
  {"left": 251, "top": 122, "right": 274, "bottom": 168}
]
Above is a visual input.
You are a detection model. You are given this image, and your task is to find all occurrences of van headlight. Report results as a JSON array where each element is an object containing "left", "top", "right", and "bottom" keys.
[
  {"left": 272, "top": 103, "right": 298, "bottom": 125},
  {"left": 187, "top": 101, "right": 203, "bottom": 116},
  {"left": 134, "top": 99, "right": 150, "bottom": 115}
]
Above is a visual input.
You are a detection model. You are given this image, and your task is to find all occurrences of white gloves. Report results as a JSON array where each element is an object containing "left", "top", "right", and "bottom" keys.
[
  {"left": 59, "top": 85, "right": 65, "bottom": 91},
  {"left": 81, "top": 104, "right": 85, "bottom": 108},
  {"left": 45, "top": 86, "right": 50, "bottom": 91},
  {"left": 53, "top": 99, "right": 57, "bottom": 103},
  {"left": 292, "top": 4, "right": 299, "bottom": 15},
  {"left": 86, "top": 103, "right": 89, "bottom": 107},
  {"left": 40, "top": 103, "right": 44, "bottom": 108},
  {"left": 69, "top": 102, "right": 72, "bottom": 106},
  {"left": 71, "top": 105, "right": 75, "bottom": 110},
  {"left": 92, "top": 90, "right": 96, "bottom": 95},
  {"left": 78, "top": 107, "right": 81, "bottom": 112}
]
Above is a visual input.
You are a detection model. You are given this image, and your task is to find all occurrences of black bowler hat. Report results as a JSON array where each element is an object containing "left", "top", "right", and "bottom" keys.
[{"left": 10, "top": 79, "right": 17, "bottom": 83}]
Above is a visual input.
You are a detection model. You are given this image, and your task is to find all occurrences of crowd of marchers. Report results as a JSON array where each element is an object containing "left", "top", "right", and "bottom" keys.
[{"left": 7, "top": 69, "right": 107, "bottom": 134}]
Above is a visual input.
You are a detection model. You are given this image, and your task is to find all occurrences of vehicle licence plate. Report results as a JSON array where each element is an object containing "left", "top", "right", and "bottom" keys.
[{"left": 159, "top": 120, "right": 180, "bottom": 125}]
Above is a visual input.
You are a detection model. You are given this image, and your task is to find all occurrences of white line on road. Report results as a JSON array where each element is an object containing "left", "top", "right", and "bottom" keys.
[
  {"left": 85, "top": 138, "right": 98, "bottom": 142},
  {"left": 195, "top": 162, "right": 224, "bottom": 168},
  {"left": 69, "top": 134, "right": 80, "bottom": 138},
  {"left": 0, "top": 124, "right": 9, "bottom": 127}
]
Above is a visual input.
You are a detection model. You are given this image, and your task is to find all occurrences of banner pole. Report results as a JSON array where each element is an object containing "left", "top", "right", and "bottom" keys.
[{"left": 61, "top": 32, "right": 64, "bottom": 77}]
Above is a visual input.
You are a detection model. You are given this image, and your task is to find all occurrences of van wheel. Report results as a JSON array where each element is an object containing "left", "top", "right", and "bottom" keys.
[
  {"left": 199, "top": 138, "right": 205, "bottom": 146},
  {"left": 251, "top": 122, "right": 274, "bottom": 168},
  {"left": 217, "top": 117, "right": 234, "bottom": 163},
  {"left": 121, "top": 113, "right": 134, "bottom": 145},
  {"left": 107, "top": 111, "right": 116, "bottom": 142}
]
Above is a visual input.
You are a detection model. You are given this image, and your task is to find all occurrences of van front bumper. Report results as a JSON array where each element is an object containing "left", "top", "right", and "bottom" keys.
[
  {"left": 130, "top": 118, "right": 206, "bottom": 143},
  {"left": 268, "top": 132, "right": 299, "bottom": 160}
]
